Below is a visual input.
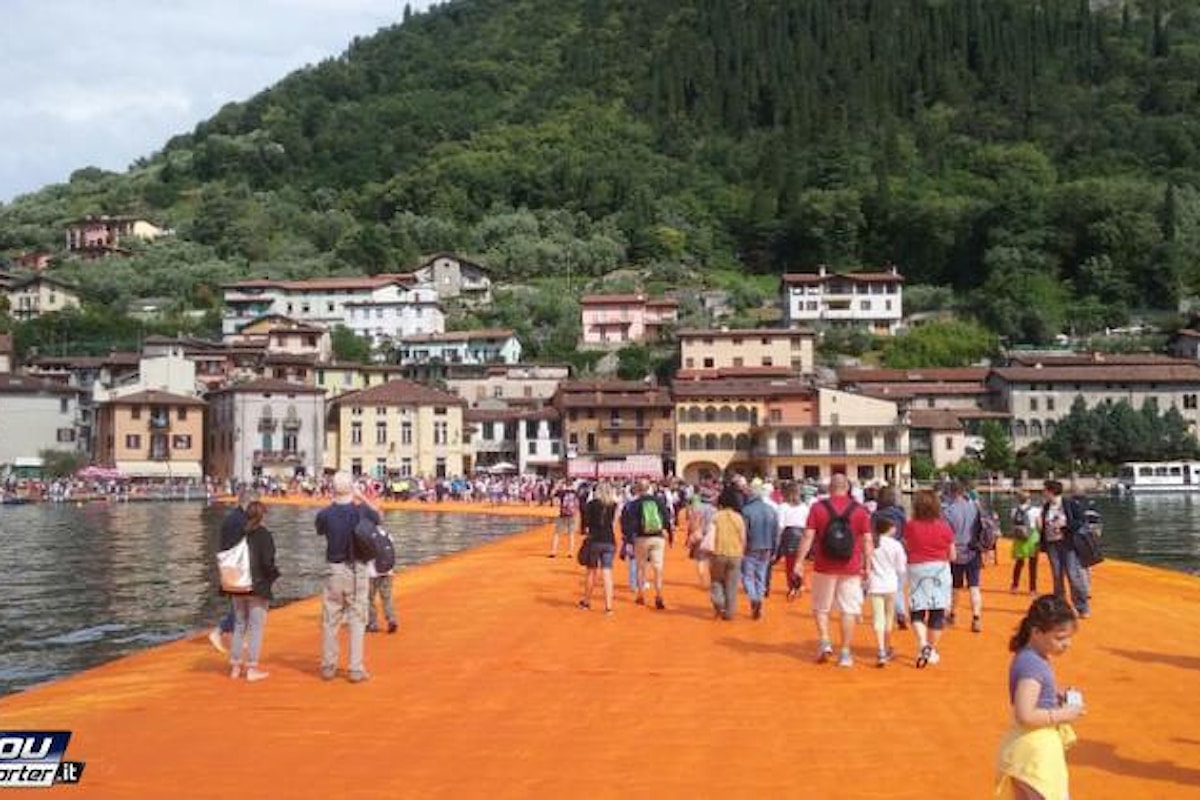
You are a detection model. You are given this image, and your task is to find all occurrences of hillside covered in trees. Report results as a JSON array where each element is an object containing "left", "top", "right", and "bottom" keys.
[{"left": 5, "top": 0, "right": 1200, "bottom": 345}]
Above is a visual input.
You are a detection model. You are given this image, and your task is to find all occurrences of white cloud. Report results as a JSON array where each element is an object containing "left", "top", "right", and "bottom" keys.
[{"left": 0, "top": 0, "right": 435, "bottom": 202}]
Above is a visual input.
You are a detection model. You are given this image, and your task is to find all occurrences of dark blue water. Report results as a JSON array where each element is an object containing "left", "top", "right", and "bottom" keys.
[{"left": 0, "top": 502, "right": 540, "bottom": 697}]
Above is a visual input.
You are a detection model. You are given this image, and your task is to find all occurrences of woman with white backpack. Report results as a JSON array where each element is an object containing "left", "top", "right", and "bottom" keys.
[{"left": 222, "top": 501, "right": 280, "bottom": 682}]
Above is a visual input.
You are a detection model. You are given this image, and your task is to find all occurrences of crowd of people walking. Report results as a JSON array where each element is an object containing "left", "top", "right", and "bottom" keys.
[
  {"left": 204, "top": 469, "right": 1096, "bottom": 799},
  {"left": 562, "top": 473, "right": 1096, "bottom": 799}
]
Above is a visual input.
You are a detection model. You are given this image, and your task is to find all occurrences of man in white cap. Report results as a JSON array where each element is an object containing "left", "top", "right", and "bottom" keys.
[{"left": 316, "top": 471, "right": 381, "bottom": 682}]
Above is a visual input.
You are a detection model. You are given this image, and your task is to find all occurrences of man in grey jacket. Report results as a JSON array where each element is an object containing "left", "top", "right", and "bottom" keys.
[{"left": 740, "top": 482, "right": 779, "bottom": 619}]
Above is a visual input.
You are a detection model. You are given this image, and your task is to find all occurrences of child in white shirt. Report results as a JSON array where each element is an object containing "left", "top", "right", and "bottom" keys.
[{"left": 868, "top": 517, "right": 908, "bottom": 667}]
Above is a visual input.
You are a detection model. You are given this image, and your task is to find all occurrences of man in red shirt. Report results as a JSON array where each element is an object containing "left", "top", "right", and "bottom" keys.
[{"left": 794, "top": 473, "right": 874, "bottom": 667}]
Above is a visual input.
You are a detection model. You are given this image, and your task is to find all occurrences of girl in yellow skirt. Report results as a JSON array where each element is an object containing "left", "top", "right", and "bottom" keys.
[{"left": 995, "top": 595, "right": 1084, "bottom": 800}]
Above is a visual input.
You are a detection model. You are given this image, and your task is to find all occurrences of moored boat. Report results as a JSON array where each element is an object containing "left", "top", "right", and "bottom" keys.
[{"left": 1116, "top": 461, "right": 1200, "bottom": 493}]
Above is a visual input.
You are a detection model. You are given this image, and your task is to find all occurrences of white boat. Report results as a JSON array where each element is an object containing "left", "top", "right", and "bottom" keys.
[{"left": 1116, "top": 461, "right": 1200, "bottom": 493}]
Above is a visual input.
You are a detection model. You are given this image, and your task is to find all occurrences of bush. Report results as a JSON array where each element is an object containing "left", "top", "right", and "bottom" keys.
[
  {"left": 882, "top": 319, "right": 998, "bottom": 368},
  {"left": 910, "top": 454, "right": 936, "bottom": 482}
]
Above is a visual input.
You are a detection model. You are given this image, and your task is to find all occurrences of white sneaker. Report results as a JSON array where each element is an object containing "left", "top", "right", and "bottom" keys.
[
  {"left": 928, "top": 648, "right": 941, "bottom": 666},
  {"left": 837, "top": 650, "right": 854, "bottom": 668}
]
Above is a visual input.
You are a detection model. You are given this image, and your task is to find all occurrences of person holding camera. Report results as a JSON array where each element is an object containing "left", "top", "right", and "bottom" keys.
[
  {"left": 315, "top": 472, "right": 381, "bottom": 683},
  {"left": 995, "top": 595, "right": 1085, "bottom": 800}
]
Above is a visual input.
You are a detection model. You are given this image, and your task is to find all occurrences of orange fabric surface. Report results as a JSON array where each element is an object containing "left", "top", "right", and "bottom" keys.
[{"left": 3, "top": 521, "right": 1200, "bottom": 799}]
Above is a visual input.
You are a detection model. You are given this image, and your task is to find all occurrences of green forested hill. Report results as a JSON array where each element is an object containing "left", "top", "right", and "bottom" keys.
[{"left": 5, "top": 0, "right": 1200, "bottom": 345}]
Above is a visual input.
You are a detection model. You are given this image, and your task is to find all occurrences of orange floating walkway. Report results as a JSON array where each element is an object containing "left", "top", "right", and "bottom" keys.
[{"left": 3, "top": 515, "right": 1200, "bottom": 799}]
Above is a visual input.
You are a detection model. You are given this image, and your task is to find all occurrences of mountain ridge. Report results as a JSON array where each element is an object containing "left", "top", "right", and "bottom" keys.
[{"left": 3, "top": 0, "right": 1200, "bottom": 346}]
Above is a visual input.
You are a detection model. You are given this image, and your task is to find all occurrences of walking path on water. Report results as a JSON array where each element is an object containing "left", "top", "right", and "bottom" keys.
[{"left": 2, "top": 501, "right": 1199, "bottom": 798}]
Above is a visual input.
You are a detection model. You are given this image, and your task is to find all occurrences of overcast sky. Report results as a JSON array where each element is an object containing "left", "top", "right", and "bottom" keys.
[{"left": 0, "top": 0, "right": 435, "bottom": 203}]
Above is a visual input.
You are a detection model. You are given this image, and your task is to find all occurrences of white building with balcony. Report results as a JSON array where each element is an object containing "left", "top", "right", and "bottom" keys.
[
  {"left": 221, "top": 274, "right": 444, "bottom": 340},
  {"left": 466, "top": 406, "right": 563, "bottom": 476},
  {"left": 780, "top": 266, "right": 904, "bottom": 335},
  {"left": 344, "top": 285, "right": 443, "bottom": 347},
  {"left": 205, "top": 379, "right": 326, "bottom": 482},
  {"left": 394, "top": 329, "right": 522, "bottom": 367}
]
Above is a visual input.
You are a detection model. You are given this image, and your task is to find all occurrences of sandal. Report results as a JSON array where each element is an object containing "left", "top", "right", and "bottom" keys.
[
  {"left": 577, "top": 600, "right": 590, "bottom": 610},
  {"left": 916, "top": 644, "right": 932, "bottom": 669}
]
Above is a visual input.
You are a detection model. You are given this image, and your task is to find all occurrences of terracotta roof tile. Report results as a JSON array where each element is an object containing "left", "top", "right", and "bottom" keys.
[
  {"left": 224, "top": 273, "right": 414, "bottom": 292},
  {"left": 675, "top": 367, "right": 797, "bottom": 380},
  {"left": 1005, "top": 353, "right": 1181, "bottom": 367},
  {"left": 465, "top": 406, "right": 559, "bottom": 423},
  {"left": 263, "top": 353, "right": 318, "bottom": 365},
  {"left": 671, "top": 377, "right": 814, "bottom": 399},
  {"left": 908, "top": 409, "right": 967, "bottom": 431},
  {"left": 992, "top": 364, "right": 1200, "bottom": 383},
  {"left": 103, "top": 389, "right": 206, "bottom": 407},
  {"left": 209, "top": 378, "right": 325, "bottom": 396},
  {"left": 678, "top": 328, "right": 814, "bottom": 338},
  {"left": 0, "top": 374, "right": 80, "bottom": 395},
  {"left": 335, "top": 379, "right": 465, "bottom": 407},
  {"left": 838, "top": 367, "right": 989, "bottom": 383},
  {"left": 858, "top": 383, "right": 990, "bottom": 399},
  {"left": 782, "top": 269, "right": 904, "bottom": 285},
  {"left": 399, "top": 329, "right": 516, "bottom": 343},
  {"left": 559, "top": 380, "right": 662, "bottom": 394}
]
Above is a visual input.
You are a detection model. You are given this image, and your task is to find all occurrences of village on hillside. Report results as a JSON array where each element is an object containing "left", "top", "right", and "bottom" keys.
[{"left": 2, "top": 215, "right": 1200, "bottom": 491}]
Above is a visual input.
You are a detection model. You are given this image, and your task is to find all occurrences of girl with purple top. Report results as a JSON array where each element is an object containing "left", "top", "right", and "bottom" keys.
[{"left": 995, "top": 595, "right": 1085, "bottom": 800}]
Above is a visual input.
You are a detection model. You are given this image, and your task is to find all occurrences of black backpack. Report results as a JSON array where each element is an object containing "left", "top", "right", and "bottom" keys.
[
  {"left": 820, "top": 499, "right": 858, "bottom": 561},
  {"left": 372, "top": 528, "right": 396, "bottom": 574},
  {"left": 1066, "top": 498, "right": 1104, "bottom": 568},
  {"left": 352, "top": 510, "right": 379, "bottom": 563}
]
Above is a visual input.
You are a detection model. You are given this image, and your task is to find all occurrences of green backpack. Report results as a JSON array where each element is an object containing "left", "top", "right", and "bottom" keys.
[{"left": 641, "top": 497, "right": 664, "bottom": 534}]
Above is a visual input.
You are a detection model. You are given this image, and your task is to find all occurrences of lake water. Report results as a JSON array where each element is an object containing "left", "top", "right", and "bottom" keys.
[
  {"left": 2, "top": 495, "right": 1198, "bottom": 698},
  {"left": 988, "top": 494, "right": 1200, "bottom": 575},
  {"left": 0, "top": 502, "right": 541, "bottom": 697}
]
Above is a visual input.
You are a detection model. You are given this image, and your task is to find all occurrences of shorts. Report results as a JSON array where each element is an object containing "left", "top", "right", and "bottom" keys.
[
  {"left": 634, "top": 535, "right": 665, "bottom": 571},
  {"left": 587, "top": 542, "right": 615, "bottom": 570},
  {"left": 951, "top": 555, "right": 981, "bottom": 588},
  {"left": 555, "top": 516, "right": 577, "bottom": 534},
  {"left": 809, "top": 572, "right": 864, "bottom": 616}
]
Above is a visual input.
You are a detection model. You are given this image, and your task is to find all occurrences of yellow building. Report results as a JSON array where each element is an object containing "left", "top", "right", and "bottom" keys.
[
  {"left": 678, "top": 328, "right": 816, "bottom": 377},
  {"left": 94, "top": 390, "right": 206, "bottom": 479},
  {"left": 754, "top": 388, "right": 910, "bottom": 485},
  {"left": 673, "top": 378, "right": 810, "bottom": 481},
  {"left": 673, "top": 380, "right": 910, "bottom": 485},
  {"left": 316, "top": 362, "right": 407, "bottom": 397},
  {"left": 330, "top": 379, "right": 466, "bottom": 478}
]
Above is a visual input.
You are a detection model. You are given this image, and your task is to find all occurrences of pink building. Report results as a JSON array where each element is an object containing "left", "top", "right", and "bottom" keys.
[
  {"left": 579, "top": 294, "right": 679, "bottom": 348},
  {"left": 65, "top": 216, "right": 167, "bottom": 258},
  {"left": 10, "top": 251, "right": 52, "bottom": 271}
]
